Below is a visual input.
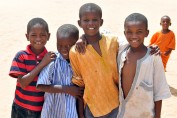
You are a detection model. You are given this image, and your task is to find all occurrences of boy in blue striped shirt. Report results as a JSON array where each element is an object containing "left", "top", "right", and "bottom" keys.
[{"left": 36, "top": 24, "right": 84, "bottom": 118}]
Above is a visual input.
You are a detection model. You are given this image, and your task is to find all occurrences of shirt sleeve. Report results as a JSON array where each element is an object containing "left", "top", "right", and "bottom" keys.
[
  {"left": 153, "top": 55, "right": 171, "bottom": 101},
  {"left": 36, "top": 61, "right": 54, "bottom": 86},
  {"left": 117, "top": 36, "right": 129, "bottom": 53},
  {"left": 150, "top": 32, "right": 158, "bottom": 45},
  {"left": 167, "top": 32, "right": 176, "bottom": 50},
  {"left": 69, "top": 47, "right": 85, "bottom": 87},
  {"left": 9, "top": 51, "right": 27, "bottom": 78}
]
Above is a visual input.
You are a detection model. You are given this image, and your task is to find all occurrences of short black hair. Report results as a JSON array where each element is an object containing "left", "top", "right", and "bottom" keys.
[
  {"left": 56, "top": 24, "right": 79, "bottom": 40},
  {"left": 124, "top": 13, "right": 148, "bottom": 29},
  {"left": 161, "top": 15, "right": 171, "bottom": 22},
  {"left": 27, "top": 17, "right": 49, "bottom": 34},
  {"left": 79, "top": 3, "right": 102, "bottom": 19}
]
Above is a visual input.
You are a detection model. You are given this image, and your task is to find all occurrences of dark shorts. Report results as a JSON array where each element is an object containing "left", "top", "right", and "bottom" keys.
[
  {"left": 85, "top": 105, "right": 118, "bottom": 118},
  {"left": 11, "top": 102, "right": 41, "bottom": 118}
]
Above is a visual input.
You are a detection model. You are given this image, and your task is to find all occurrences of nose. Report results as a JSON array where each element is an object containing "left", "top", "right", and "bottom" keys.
[
  {"left": 36, "top": 35, "right": 41, "bottom": 41},
  {"left": 132, "top": 33, "right": 138, "bottom": 38},
  {"left": 88, "top": 20, "right": 95, "bottom": 26}
]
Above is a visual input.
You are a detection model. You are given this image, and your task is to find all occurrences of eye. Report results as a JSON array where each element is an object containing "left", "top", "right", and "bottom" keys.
[
  {"left": 92, "top": 19, "right": 98, "bottom": 22},
  {"left": 41, "top": 34, "right": 46, "bottom": 37},
  {"left": 31, "top": 34, "right": 37, "bottom": 37},
  {"left": 83, "top": 19, "right": 89, "bottom": 22},
  {"left": 126, "top": 31, "right": 132, "bottom": 35},
  {"left": 137, "top": 31, "right": 142, "bottom": 34}
]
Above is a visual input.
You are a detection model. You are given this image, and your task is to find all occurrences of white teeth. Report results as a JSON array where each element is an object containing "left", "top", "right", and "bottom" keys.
[
  {"left": 89, "top": 28, "right": 94, "bottom": 30},
  {"left": 132, "top": 40, "right": 137, "bottom": 43},
  {"left": 36, "top": 42, "right": 41, "bottom": 45},
  {"left": 62, "top": 53, "right": 68, "bottom": 56}
]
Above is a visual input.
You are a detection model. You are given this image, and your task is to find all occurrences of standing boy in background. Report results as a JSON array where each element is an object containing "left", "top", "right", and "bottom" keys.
[
  {"left": 9, "top": 18, "right": 55, "bottom": 118},
  {"left": 117, "top": 13, "right": 171, "bottom": 118},
  {"left": 36, "top": 24, "right": 84, "bottom": 118},
  {"left": 150, "top": 15, "right": 176, "bottom": 71}
]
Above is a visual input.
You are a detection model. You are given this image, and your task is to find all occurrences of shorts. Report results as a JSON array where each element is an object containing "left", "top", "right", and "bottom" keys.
[
  {"left": 11, "top": 102, "right": 41, "bottom": 118},
  {"left": 85, "top": 105, "right": 118, "bottom": 118}
]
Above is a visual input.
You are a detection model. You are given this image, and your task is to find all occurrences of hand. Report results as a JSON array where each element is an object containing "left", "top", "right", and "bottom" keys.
[
  {"left": 164, "top": 49, "right": 172, "bottom": 56},
  {"left": 75, "top": 35, "right": 87, "bottom": 54},
  {"left": 40, "top": 51, "right": 56, "bottom": 66},
  {"left": 65, "top": 86, "right": 84, "bottom": 99},
  {"left": 149, "top": 44, "right": 161, "bottom": 55}
]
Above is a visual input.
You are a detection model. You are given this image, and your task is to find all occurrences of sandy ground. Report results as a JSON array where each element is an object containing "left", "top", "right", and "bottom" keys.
[{"left": 0, "top": 0, "right": 177, "bottom": 117}]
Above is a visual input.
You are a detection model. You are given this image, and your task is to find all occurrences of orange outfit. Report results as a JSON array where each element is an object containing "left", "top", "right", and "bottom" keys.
[
  {"left": 150, "top": 30, "right": 176, "bottom": 70},
  {"left": 69, "top": 35, "right": 119, "bottom": 117}
]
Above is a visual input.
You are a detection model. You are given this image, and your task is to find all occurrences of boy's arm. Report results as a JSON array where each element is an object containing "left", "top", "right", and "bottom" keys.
[
  {"left": 37, "top": 84, "right": 84, "bottom": 98},
  {"left": 77, "top": 98, "right": 85, "bottom": 118},
  {"left": 154, "top": 100, "right": 162, "bottom": 118},
  {"left": 75, "top": 35, "right": 87, "bottom": 54},
  {"left": 18, "top": 52, "right": 56, "bottom": 88},
  {"left": 69, "top": 48, "right": 85, "bottom": 87},
  {"left": 164, "top": 48, "right": 172, "bottom": 56}
]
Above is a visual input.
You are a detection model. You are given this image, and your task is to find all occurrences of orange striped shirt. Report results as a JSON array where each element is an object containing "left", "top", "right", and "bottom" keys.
[{"left": 69, "top": 35, "right": 119, "bottom": 117}]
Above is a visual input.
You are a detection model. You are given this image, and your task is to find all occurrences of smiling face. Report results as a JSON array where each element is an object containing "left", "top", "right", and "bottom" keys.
[
  {"left": 160, "top": 16, "right": 171, "bottom": 30},
  {"left": 26, "top": 23, "right": 50, "bottom": 54},
  {"left": 124, "top": 21, "right": 149, "bottom": 48},
  {"left": 57, "top": 35, "right": 77, "bottom": 59},
  {"left": 78, "top": 10, "right": 103, "bottom": 37}
]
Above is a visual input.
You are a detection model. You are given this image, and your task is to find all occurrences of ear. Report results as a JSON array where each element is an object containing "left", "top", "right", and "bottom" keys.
[
  {"left": 170, "top": 22, "right": 171, "bottom": 26},
  {"left": 47, "top": 33, "right": 51, "bottom": 41},
  {"left": 78, "top": 20, "right": 81, "bottom": 28},
  {"left": 100, "top": 19, "right": 104, "bottom": 26},
  {"left": 26, "top": 34, "right": 29, "bottom": 41},
  {"left": 145, "top": 30, "right": 149, "bottom": 37},
  {"left": 160, "top": 23, "right": 162, "bottom": 25}
]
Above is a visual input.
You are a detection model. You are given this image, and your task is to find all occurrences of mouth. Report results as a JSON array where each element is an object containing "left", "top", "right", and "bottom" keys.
[
  {"left": 131, "top": 39, "right": 138, "bottom": 43},
  {"left": 61, "top": 51, "right": 69, "bottom": 56},
  {"left": 35, "top": 42, "right": 42, "bottom": 45},
  {"left": 88, "top": 27, "right": 95, "bottom": 30}
]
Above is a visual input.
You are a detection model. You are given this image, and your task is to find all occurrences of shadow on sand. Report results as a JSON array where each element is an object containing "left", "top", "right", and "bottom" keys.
[{"left": 169, "top": 86, "right": 177, "bottom": 97}]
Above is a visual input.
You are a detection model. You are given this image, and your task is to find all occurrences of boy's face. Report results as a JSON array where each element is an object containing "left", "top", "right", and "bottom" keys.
[
  {"left": 124, "top": 21, "right": 149, "bottom": 48},
  {"left": 78, "top": 10, "right": 103, "bottom": 36},
  {"left": 160, "top": 17, "right": 171, "bottom": 30},
  {"left": 26, "top": 24, "right": 50, "bottom": 51},
  {"left": 57, "top": 35, "right": 77, "bottom": 59}
]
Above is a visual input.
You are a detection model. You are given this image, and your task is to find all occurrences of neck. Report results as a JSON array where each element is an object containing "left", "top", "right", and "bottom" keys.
[
  {"left": 161, "top": 29, "right": 170, "bottom": 34},
  {"left": 84, "top": 33, "right": 102, "bottom": 44},
  {"left": 129, "top": 44, "right": 147, "bottom": 53},
  {"left": 30, "top": 46, "right": 44, "bottom": 55}
]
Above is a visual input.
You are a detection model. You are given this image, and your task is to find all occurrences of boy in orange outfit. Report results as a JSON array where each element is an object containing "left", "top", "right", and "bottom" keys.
[{"left": 150, "top": 15, "right": 176, "bottom": 71}]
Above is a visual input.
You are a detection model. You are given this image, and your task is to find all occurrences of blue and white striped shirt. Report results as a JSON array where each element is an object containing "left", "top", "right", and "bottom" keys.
[{"left": 37, "top": 52, "right": 78, "bottom": 118}]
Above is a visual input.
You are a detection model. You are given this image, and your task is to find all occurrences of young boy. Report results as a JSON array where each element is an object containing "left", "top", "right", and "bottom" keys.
[
  {"left": 9, "top": 18, "right": 55, "bottom": 117},
  {"left": 150, "top": 15, "right": 176, "bottom": 71},
  {"left": 117, "top": 13, "right": 171, "bottom": 118},
  {"left": 69, "top": 3, "right": 119, "bottom": 118},
  {"left": 36, "top": 24, "right": 84, "bottom": 118}
]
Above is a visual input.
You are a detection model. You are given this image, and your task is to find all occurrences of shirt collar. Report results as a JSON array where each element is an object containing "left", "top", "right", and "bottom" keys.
[
  {"left": 26, "top": 44, "right": 48, "bottom": 59},
  {"left": 56, "top": 52, "right": 70, "bottom": 63}
]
